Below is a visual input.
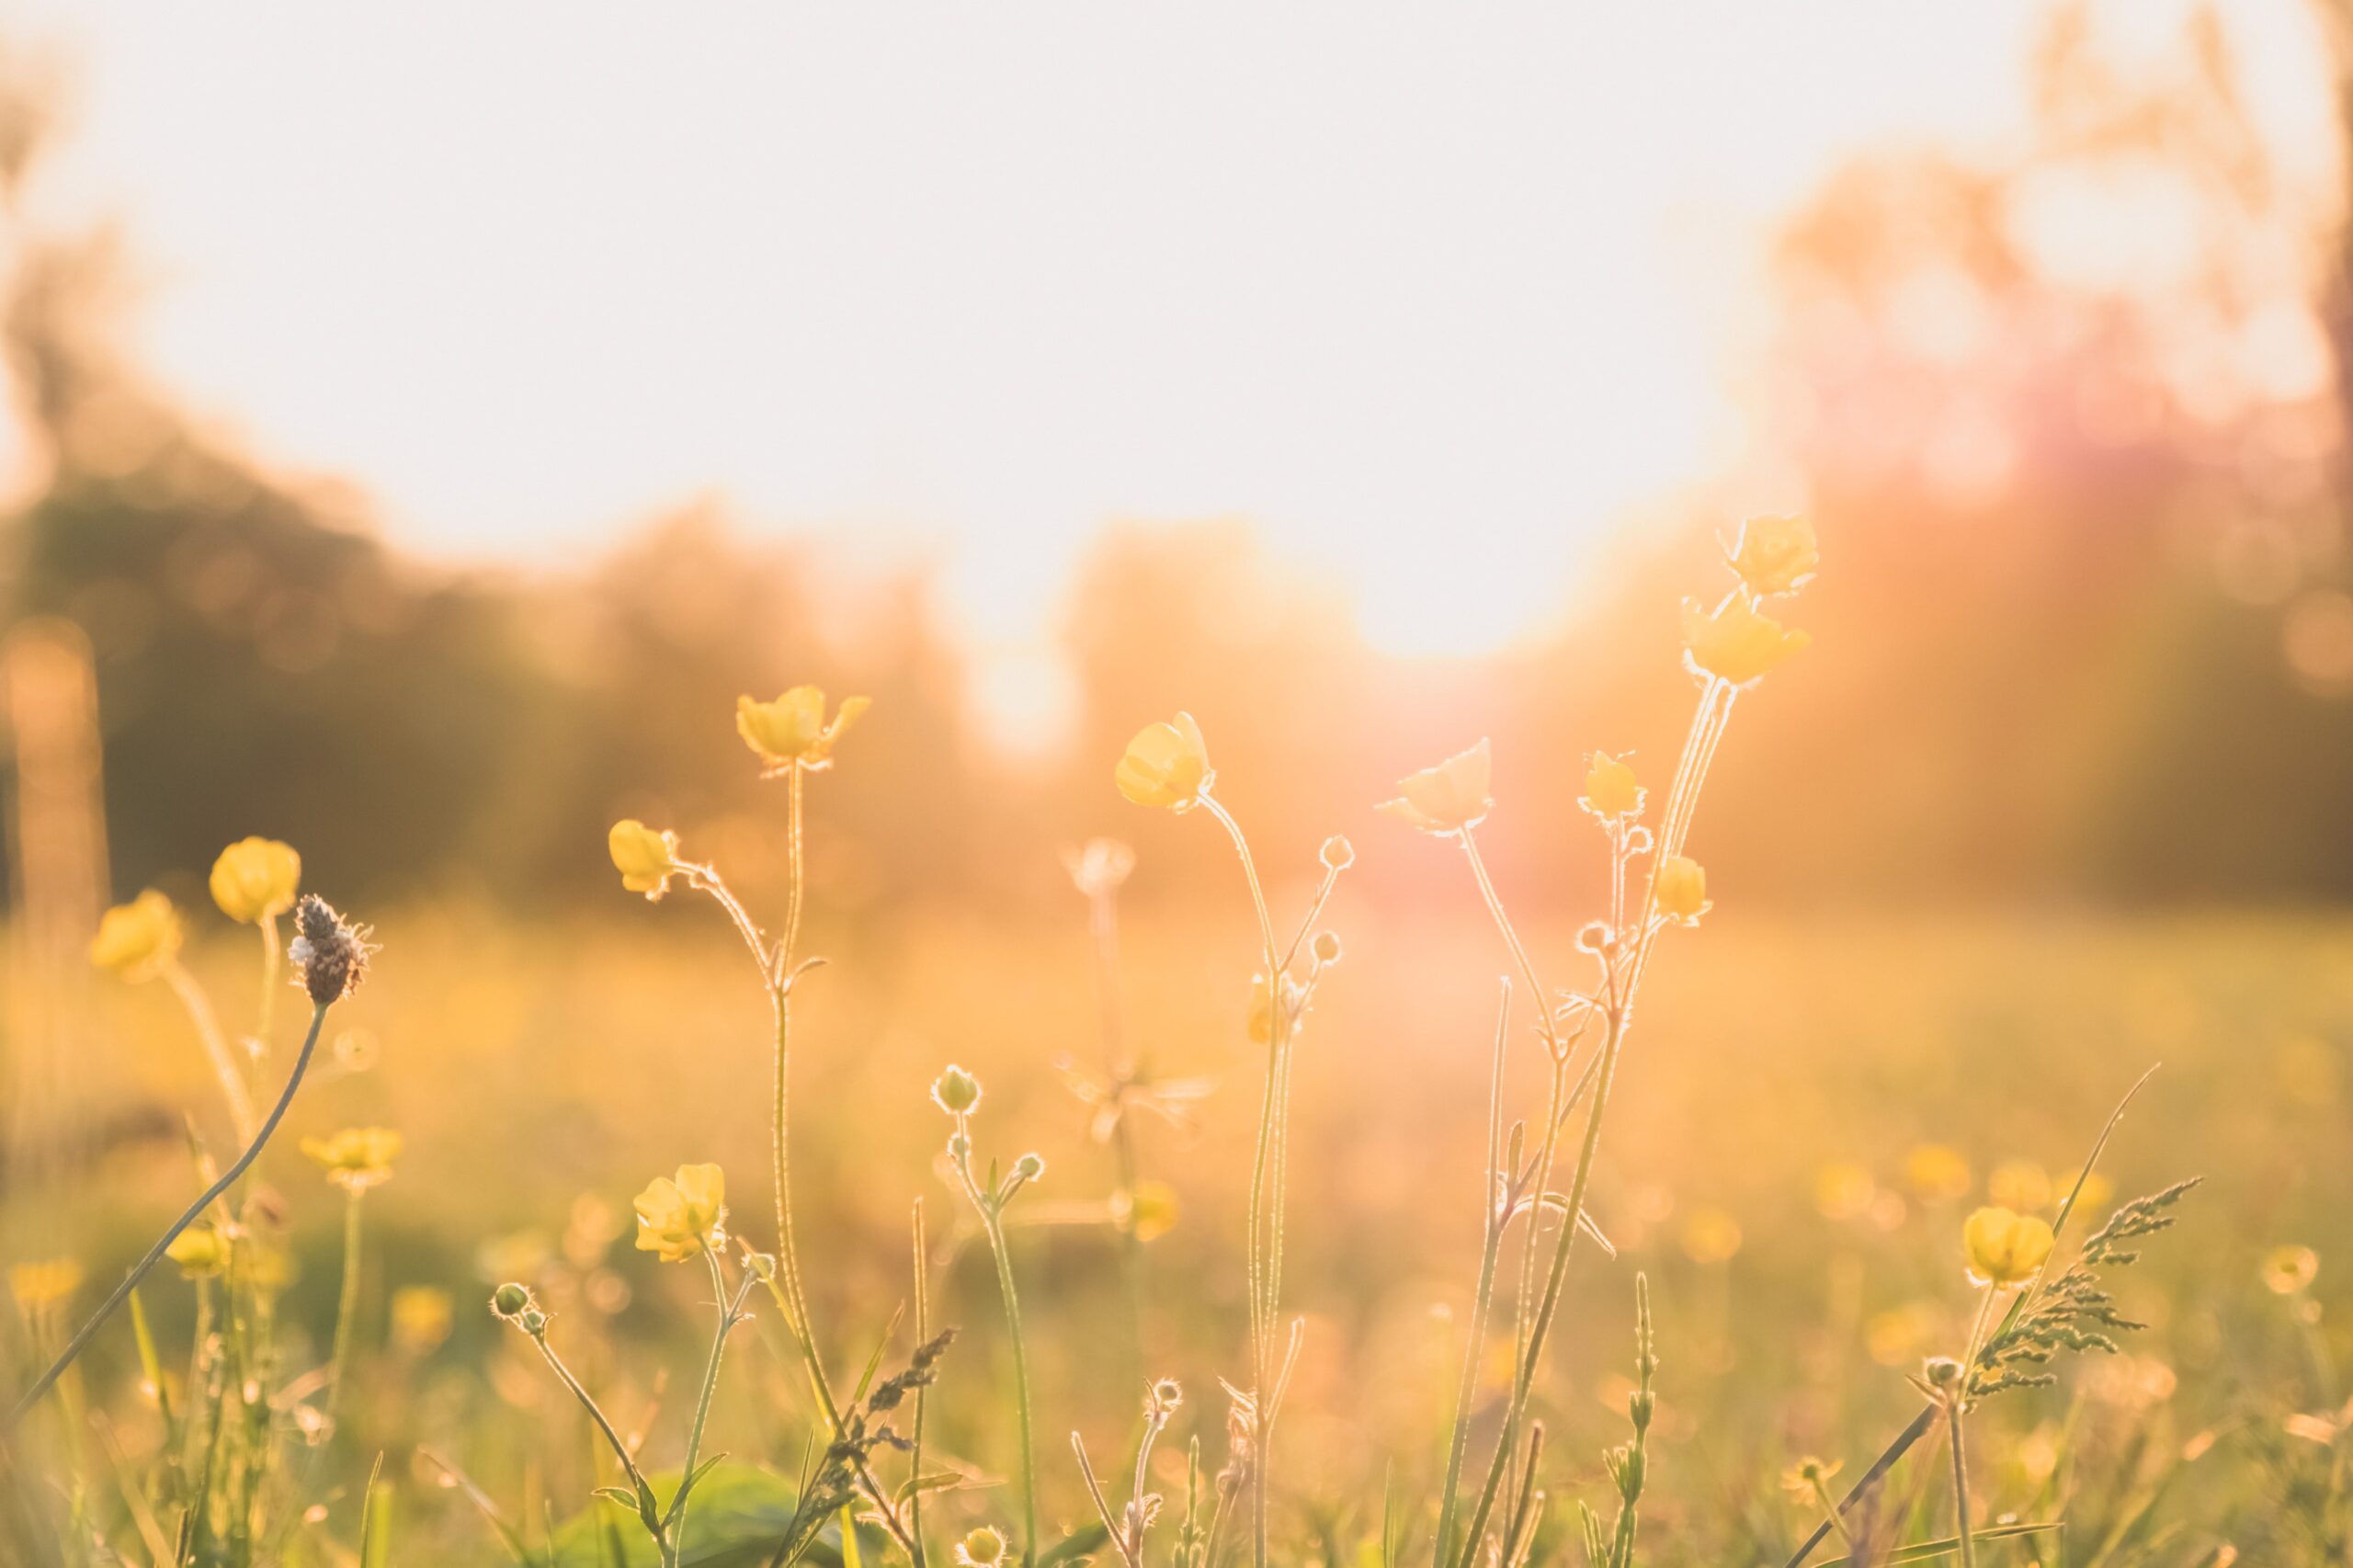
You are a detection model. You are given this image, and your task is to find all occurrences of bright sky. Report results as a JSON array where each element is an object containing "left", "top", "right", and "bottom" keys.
[{"left": 5, "top": 1, "right": 2336, "bottom": 664}]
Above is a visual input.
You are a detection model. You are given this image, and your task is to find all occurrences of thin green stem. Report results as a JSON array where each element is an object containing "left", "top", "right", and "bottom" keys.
[
  {"left": 1946, "top": 1406, "right": 1974, "bottom": 1568},
  {"left": 671, "top": 1250, "right": 746, "bottom": 1568},
  {"left": 532, "top": 1332, "right": 665, "bottom": 1555},
  {"left": 1433, "top": 981, "right": 1512, "bottom": 1568},
  {"left": 164, "top": 958, "right": 257, "bottom": 1146},
  {"left": 7, "top": 1003, "right": 331, "bottom": 1432},
  {"left": 909, "top": 1199, "right": 933, "bottom": 1568},
  {"left": 953, "top": 1142, "right": 1039, "bottom": 1567},
  {"left": 324, "top": 1187, "right": 366, "bottom": 1443}
]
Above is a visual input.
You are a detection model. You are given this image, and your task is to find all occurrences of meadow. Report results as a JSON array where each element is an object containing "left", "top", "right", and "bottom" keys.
[{"left": 2, "top": 533, "right": 2342, "bottom": 1567}]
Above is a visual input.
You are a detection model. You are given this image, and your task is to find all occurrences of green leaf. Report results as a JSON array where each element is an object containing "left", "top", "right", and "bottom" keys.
[
  {"left": 549, "top": 1463, "right": 885, "bottom": 1568},
  {"left": 1038, "top": 1522, "right": 1112, "bottom": 1568},
  {"left": 1816, "top": 1521, "right": 2061, "bottom": 1566}
]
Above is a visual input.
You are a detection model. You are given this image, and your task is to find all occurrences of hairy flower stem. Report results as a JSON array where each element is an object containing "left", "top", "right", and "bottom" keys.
[
  {"left": 1447, "top": 681, "right": 1733, "bottom": 1568},
  {"left": 951, "top": 1143, "right": 1040, "bottom": 1565},
  {"left": 670, "top": 1252, "right": 754, "bottom": 1568},
  {"left": 1433, "top": 982, "right": 1514, "bottom": 1568},
  {"left": 1200, "top": 795, "right": 1287, "bottom": 1568},
  {"left": 530, "top": 1333, "right": 667, "bottom": 1557},
  {"left": 164, "top": 958, "right": 257, "bottom": 1146},
  {"left": 8, "top": 1002, "right": 332, "bottom": 1432},
  {"left": 323, "top": 1187, "right": 366, "bottom": 1443}
]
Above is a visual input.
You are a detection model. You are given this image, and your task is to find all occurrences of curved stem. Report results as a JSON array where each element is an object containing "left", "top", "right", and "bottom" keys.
[{"left": 8, "top": 1003, "right": 331, "bottom": 1432}]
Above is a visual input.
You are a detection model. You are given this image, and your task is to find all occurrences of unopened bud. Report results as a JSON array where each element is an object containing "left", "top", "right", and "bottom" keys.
[
  {"left": 1320, "top": 835, "right": 1355, "bottom": 871},
  {"left": 931, "top": 1065, "right": 983, "bottom": 1117},
  {"left": 1312, "top": 931, "right": 1342, "bottom": 965},
  {"left": 491, "top": 1282, "right": 531, "bottom": 1319}
]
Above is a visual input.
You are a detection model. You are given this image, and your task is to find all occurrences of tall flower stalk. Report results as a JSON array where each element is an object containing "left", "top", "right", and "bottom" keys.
[{"left": 1114, "top": 712, "right": 1350, "bottom": 1568}]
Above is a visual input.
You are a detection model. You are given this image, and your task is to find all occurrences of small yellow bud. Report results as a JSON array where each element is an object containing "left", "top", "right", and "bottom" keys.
[
  {"left": 1312, "top": 930, "right": 1343, "bottom": 966},
  {"left": 932, "top": 1065, "right": 983, "bottom": 1117},
  {"left": 90, "top": 891, "right": 182, "bottom": 980},
  {"left": 1726, "top": 514, "right": 1820, "bottom": 597},
  {"left": 1582, "top": 752, "right": 1643, "bottom": 821},
  {"left": 1376, "top": 740, "right": 1493, "bottom": 836},
  {"left": 1114, "top": 712, "right": 1214, "bottom": 812},
  {"left": 736, "top": 687, "right": 870, "bottom": 776},
  {"left": 1962, "top": 1205, "right": 2055, "bottom": 1287},
  {"left": 209, "top": 837, "right": 301, "bottom": 925},
  {"left": 1125, "top": 1180, "right": 1180, "bottom": 1243},
  {"left": 1653, "top": 855, "right": 1710, "bottom": 924},
  {"left": 633, "top": 1164, "right": 727, "bottom": 1264},
  {"left": 608, "top": 819, "right": 681, "bottom": 899},
  {"left": 1320, "top": 835, "right": 1355, "bottom": 870},
  {"left": 957, "top": 1528, "right": 1008, "bottom": 1568},
  {"left": 1682, "top": 593, "right": 1810, "bottom": 687}
]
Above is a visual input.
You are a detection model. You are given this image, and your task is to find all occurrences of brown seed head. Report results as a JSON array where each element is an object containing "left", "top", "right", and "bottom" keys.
[{"left": 290, "top": 894, "right": 372, "bottom": 1006}]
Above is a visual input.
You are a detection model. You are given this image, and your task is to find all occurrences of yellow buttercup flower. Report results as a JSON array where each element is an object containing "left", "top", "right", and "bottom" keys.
[
  {"left": 209, "top": 837, "right": 301, "bottom": 925},
  {"left": 1377, "top": 740, "right": 1494, "bottom": 835},
  {"left": 9, "top": 1258, "right": 83, "bottom": 1317},
  {"left": 1726, "top": 514, "right": 1820, "bottom": 597},
  {"left": 1583, "top": 751, "right": 1643, "bottom": 821},
  {"left": 90, "top": 891, "right": 182, "bottom": 980},
  {"left": 1125, "top": 1180, "right": 1181, "bottom": 1243},
  {"left": 1905, "top": 1143, "right": 1972, "bottom": 1200},
  {"left": 2263, "top": 1245, "right": 2320, "bottom": 1296},
  {"left": 1114, "top": 712, "right": 1214, "bottom": 812},
  {"left": 166, "top": 1227, "right": 232, "bottom": 1278},
  {"left": 633, "top": 1163, "right": 727, "bottom": 1263},
  {"left": 608, "top": 820, "right": 681, "bottom": 899},
  {"left": 736, "top": 687, "right": 871, "bottom": 776},
  {"left": 301, "top": 1127, "right": 403, "bottom": 1191},
  {"left": 1963, "top": 1205, "right": 2055, "bottom": 1287},
  {"left": 1682, "top": 593, "right": 1811, "bottom": 687},
  {"left": 1654, "top": 855, "right": 1710, "bottom": 924}
]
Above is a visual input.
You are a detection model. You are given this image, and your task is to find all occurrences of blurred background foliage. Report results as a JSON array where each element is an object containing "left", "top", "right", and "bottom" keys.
[{"left": 1, "top": 2, "right": 2351, "bottom": 920}]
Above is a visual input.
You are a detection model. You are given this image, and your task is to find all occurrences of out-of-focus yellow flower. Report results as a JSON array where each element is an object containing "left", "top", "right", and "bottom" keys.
[
  {"left": 90, "top": 891, "right": 182, "bottom": 980},
  {"left": 736, "top": 687, "right": 870, "bottom": 776},
  {"left": 608, "top": 820, "right": 680, "bottom": 899},
  {"left": 391, "top": 1285, "right": 455, "bottom": 1353},
  {"left": 1245, "top": 972, "right": 1305, "bottom": 1046},
  {"left": 1963, "top": 1205, "right": 2054, "bottom": 1287},
  {"left": 2066, "top": 1170, "right": 2115, "bottom": 1215},
  {"left": 1582, "top": 751, "right": 1644, "bottom": 821},
  {"left": 1988, "top": 1159, "right": 2052, "bottom": 1213},
  {"left": 301, "top": 1127, "right": 403, "bottom": 1191},
  {"left": 1654, "top": 856, "right": 1710, "bottom": 924},
  {"left": 1682, "top": 593, "right": 1810, "bottom": 687},
  {"left": 1904, "top": 1144, "right": 1972, "bottom": 1200},
  {"left": 2263, "top": 1245, "right": 2321, "bottom": 1295},
  {"left": 1126, "top": 1180, "right": 1180, "bottom": 1243},
  {"left": 1727, "top": 515, "right": 1819, "bottom": 598},
  {"left": 1813, "top": 1163, "right": 1876, "bottom": 1221},
  {"left": 209, "top": 837, "right": 301, "bottom": 925},
  {"left": 1377, "top": 740, "right": 1493, "bottom": 835},
  {"left": 9, "top": 1258, "right": 83, "bottom": 1316},
  {"left": 1680, "top": 1207, "right": 1744, "bottom": 1264},
  {"left": 1866, "top": 1302, "right": 1938, "bottom": 1367},
  {"left": 1114, "top": 712, "right": 1214, "bottom": 812},
  {"left": 166, "top": 1227, "right": 232, "bottom": 1279},
  {"left": 1779, "top": 1456, "right": 1841, "bottom": 1499},
  {"left": 634, "top": 1164, "right": 726, "bottom": 1263}
]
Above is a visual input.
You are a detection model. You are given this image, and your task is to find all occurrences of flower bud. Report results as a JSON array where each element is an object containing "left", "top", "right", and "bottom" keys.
[
  {"left": 1312, "top": 931, "right": 1342, "bottom": 965},
  {"left": 1320, "top": 835, "right": 1355, "bottom": 871},
  {"left": 931, "top": 1065, "right": 983, "bottom": 1117},
  {"left": 1012, "top": 1153, "right": 1046, "bottom": 1183},
  {"left": 492, "top": 1282, "right": 532, "bottom": 1319}
]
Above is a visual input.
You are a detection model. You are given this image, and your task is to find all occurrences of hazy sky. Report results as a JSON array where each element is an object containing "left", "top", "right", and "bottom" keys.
[{"left": 5, "top": 1, "right": 2335, "bottom": 661}]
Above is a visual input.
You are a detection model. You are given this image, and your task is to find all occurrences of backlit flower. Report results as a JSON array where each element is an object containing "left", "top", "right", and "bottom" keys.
[
  {"left": 1114, "top": 712, "right": 1214, "bottom": 812},
  {"left": 1654, "top": 856, "right": 1710, "bottom": 924},
  {"left": 1377, "top": 740, "right": 1493, "bottom": 835},
  {"left": 608, "top": 820, "right": 680, "bottom": 899},
  {"left": 1682, "top": 593, "right": 1810, "bottom": 687},
  {"left": 1125, "top": 1180, "right": 1181, "bottom": 1243},
  {"left": 90, "top": 891, "right": 182, "bottom": 980},
  {"left": 737, "top": 687, "right": 870, "bottom": 775},
  {"left": 1963, "top": 1205, "right": 2054, "bottom": 1287},
  {"left": 392, "top": 1286, "right": 455, "bottom": 1353},
  {"left": 634, "top": 1164, "right": 726, "bottom": 1263},
  {"left": 9, "top": 1258, "right": 83, "bottom": 1317},
  {"left": 209, "top": 837, "right": 301, "bottom": 925},
  {"left": 1063, "top": 837, "right": 1135, "bottom": 899},
  {"left": 1726, "top": 515, "right": 1819, "bottom": 597},
  {"left": 1582, "top": 751, "right": 1643, "bottom": 821},
  {"left": 932, "top": 1065, "right": 983, "bottom": 1117},
  {"left": 302, "top": 1127, "right": 403, "bottom": 1191}
]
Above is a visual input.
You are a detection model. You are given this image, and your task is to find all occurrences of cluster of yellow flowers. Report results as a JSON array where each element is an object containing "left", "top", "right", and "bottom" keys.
[{"left": 89, "top": 835, "right": 303, "bottom": 978}]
